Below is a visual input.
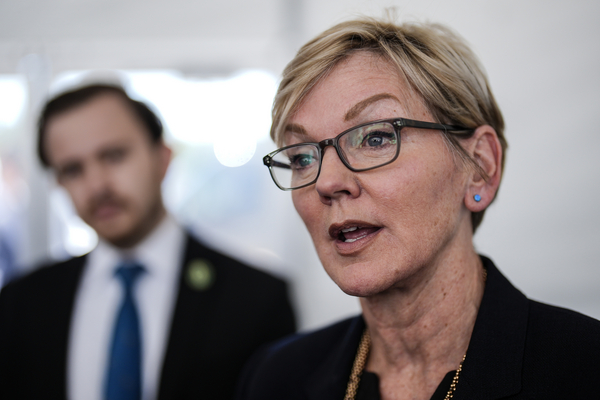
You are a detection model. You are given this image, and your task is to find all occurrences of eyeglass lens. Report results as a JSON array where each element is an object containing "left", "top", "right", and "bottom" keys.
[{"left": 270, "top": 121, "right": 399, "bottom": 190}]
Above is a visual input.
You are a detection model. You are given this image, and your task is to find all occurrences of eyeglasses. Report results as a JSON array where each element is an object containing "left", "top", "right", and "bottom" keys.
[{"left": 263, "top": 118, "right": 474, "bottom": 191}]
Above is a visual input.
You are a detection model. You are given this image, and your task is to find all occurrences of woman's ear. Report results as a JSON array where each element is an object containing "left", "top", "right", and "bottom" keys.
[{"left": 464, "top": 125, "right": 503, "bottom": 212}]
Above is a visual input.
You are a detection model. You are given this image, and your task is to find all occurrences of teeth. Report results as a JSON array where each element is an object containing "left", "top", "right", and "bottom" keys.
[
  {"left": 341, "top": 227, "right": 358, "bottom": 233},
  {"left": 344, "top": 233, "right": 367, "bottom": 243}
]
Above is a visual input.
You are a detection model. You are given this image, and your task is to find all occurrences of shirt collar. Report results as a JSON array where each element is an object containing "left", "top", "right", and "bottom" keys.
[{"left": 87, "top": 214, "right": 185, "bottom": 280}]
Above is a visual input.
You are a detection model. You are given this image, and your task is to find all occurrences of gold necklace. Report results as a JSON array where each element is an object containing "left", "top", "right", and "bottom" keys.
[{"left": 344, "top": 330, "right": 466, "bottom": 400}]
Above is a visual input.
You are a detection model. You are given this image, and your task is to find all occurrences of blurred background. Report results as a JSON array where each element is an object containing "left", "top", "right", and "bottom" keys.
[{"left": 0, "top": 0, "right": 598, "bottom": 330}]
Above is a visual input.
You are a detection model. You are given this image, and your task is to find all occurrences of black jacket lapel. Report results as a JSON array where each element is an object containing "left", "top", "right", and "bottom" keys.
[
  {"left": 456, "top": 257, "right": 529, "bottom": 399},
  {"left": 157, "top": 234, "right": 220, "bottom": 399},
  {"left": 0, "top": 255, "right": 86, "bottom": 400},
  {"left": 303, "top": 316, "right": 365, "bottom": 400}
]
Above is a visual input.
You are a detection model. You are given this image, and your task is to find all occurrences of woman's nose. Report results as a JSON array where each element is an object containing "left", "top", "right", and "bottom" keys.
[{"left": 315, "top": 147, "right": 360, "bottom": 204}]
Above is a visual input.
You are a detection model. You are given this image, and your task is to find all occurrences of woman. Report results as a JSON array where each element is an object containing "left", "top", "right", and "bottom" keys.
[{"left": 237, "top": 18, "right": 600, "bottom": 399}]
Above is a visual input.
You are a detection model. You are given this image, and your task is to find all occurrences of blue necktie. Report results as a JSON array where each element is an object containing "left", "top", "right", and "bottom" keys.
[{"left": 105, "top": 262, "right": 145, "bottom": 400}]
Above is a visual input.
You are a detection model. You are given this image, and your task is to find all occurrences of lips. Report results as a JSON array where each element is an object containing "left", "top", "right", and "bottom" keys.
[
  {"left": 329, "top": 222, "right": 381, "bottom": 243},
  {"left": 88, "top": 193, "right": 127, "bottom": 221},
  {"left": 93, "top": 203, "right": 123, "bottom": 219}
]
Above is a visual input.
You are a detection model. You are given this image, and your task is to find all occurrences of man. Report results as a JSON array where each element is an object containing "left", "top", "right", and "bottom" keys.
[{"left": 0, "top": 84, "right": 296, "bottom": 400}]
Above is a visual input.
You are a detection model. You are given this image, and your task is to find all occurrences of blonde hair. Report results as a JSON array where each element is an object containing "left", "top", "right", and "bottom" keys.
[{"left": 271, "top": 17, "right": 507, "bottom": 232}]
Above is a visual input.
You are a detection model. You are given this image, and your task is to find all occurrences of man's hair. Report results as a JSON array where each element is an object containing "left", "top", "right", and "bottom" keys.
[
  {"left": 271, "top": 17, "right": 507, "bottom": 232},
  {"left": 37, "top": 84, "right": 163, "bottom": 167}
]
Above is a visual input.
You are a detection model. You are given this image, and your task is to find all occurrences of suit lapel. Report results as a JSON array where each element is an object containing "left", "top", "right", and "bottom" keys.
[
  {"left": 27, "top": 256, "right": 86, "bottom": 399},
  {"left": 302, "top": 316, "right": 365, "bottom": 400},
  {"left": 456, "top": 257, "right": 529, "bottom": 399},
  {"left": 157, "top": 234, "right": 222, "bottom": 399},
  {"left": 54, "top": 257, "right": 87, "bottom": 394}
]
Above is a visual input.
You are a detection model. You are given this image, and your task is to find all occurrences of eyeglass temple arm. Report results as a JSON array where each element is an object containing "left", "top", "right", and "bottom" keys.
[
  {"left": 263, "top": 155, "right": 292, "bottom": 170},
  {"left": 398, "top": 119, "right": 475, "bottom": 136}
]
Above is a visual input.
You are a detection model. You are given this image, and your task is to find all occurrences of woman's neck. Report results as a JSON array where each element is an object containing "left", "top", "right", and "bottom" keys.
[{"left": 360, "top": 247, "right": 485, "bottom": 399}]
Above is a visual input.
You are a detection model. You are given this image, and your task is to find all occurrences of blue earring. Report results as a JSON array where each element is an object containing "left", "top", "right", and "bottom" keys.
[{"left": 474, "top": 194, "right": 482, "bottom": 202}]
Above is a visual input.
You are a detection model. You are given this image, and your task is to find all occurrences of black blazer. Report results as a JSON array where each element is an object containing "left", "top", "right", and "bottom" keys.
[
  {"left": 0, "top": 233, "right": 296, "bottom": 400},
  {"left": 236, "top": 257, "right": 600, "bottom": 399}
]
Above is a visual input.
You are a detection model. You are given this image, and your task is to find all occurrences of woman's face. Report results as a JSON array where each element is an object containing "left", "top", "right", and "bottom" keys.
[{"left": 288, "top": 52, "right": 474, "bottom": 297}]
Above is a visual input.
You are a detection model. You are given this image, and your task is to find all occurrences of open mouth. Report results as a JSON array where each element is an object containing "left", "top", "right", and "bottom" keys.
[{"left": 330, "top": 223, "right": 381, "bottom": 243}]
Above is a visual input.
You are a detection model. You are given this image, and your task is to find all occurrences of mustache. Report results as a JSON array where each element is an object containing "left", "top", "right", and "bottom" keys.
[{"left": 87, "top": 190, "right": 127, "bottom": 215}]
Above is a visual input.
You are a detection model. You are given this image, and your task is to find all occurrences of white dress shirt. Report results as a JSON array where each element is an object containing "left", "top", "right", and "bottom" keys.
[{"left": 68, "top": 214, "right": 185, "bottom": 400}]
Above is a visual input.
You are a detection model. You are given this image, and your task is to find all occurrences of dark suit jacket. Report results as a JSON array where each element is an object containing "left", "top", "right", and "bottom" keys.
[
  {"left": 0, "top": 233, "right": 296, "bottom": 400},
  {"left": 235, "top": 256, "right": 600, "bottom": 399}
]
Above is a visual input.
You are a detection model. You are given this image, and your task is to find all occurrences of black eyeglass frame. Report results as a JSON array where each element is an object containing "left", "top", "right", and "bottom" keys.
[{"left": 263, "top": 117, "right": 475, "bottom": 191}]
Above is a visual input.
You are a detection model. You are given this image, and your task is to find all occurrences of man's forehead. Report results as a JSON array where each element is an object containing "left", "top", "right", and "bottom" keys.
[
  {"left": 47, "top": 93, "right": 135, "bottom": 129},
  {"left": 44, "top": 94, "right": 146, "bottom": 165}
]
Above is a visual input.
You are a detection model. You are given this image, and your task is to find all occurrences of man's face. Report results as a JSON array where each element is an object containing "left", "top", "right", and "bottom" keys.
[{"left": 45, "top": 93, "right": 171, "bottom": 248}]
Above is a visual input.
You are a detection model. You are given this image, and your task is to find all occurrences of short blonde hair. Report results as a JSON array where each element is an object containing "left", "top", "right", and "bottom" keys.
[{"left": 271, "top": 17, "right": 506, "bottom": 232}]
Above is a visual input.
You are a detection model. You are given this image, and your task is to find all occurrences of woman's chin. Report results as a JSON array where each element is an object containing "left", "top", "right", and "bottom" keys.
[
  {"left": 338, "top": 285, "right": 379, "bottom": 298},
  {"left": 331, "top": 271, "right": 393, "bottom": 298}
]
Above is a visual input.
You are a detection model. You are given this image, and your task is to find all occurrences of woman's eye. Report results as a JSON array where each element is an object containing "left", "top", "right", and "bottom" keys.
[
  {"left": 367, "top": 135, "right": 384, "bottom": 147},
  {"left": 289, "top": 154, "right": 316, "bottom": 169},
  {"left": 362, "top": 131, "right": 395, "bottom": 148}
]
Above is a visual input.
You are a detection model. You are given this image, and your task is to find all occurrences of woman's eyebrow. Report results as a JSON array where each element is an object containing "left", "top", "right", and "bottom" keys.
[
  {"left": 344, "top": 93, "right": 401, "bottom": 121},
  {"left": 283, "top": 123, "right": 312, "bottom": 141}
]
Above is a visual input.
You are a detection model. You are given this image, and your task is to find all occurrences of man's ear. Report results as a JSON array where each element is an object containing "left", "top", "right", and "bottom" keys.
[
  {"left": 464, "top": 125, "right": 503, "bottom": 212},
  {"left": 157, "top": 140, "right": 172, "bottom": 180}
]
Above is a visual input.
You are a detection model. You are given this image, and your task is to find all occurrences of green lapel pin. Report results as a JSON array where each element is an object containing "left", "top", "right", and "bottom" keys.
[{"left": 185, "top": 259, "right": 215, "bottom": 291}]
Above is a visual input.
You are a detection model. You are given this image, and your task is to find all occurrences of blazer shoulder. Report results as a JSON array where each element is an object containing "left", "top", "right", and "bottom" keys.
[
  {"left": 527, "top": 299, "right": 600, "bottom": 344},
  {"left": 183, "top": 233, "right": 289, "bottom": 290},
  {"left": 180, "top": 233, "right": 297, "bottom": 331},
  {"left": 236, "top": 316, "right": 362, "bottom": 400},
  {"left": 1, "top": 255, "right": 86, "bottom": 300},
  {"left": 521, "top": 299, "right": 600, "bottom": 394}
]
